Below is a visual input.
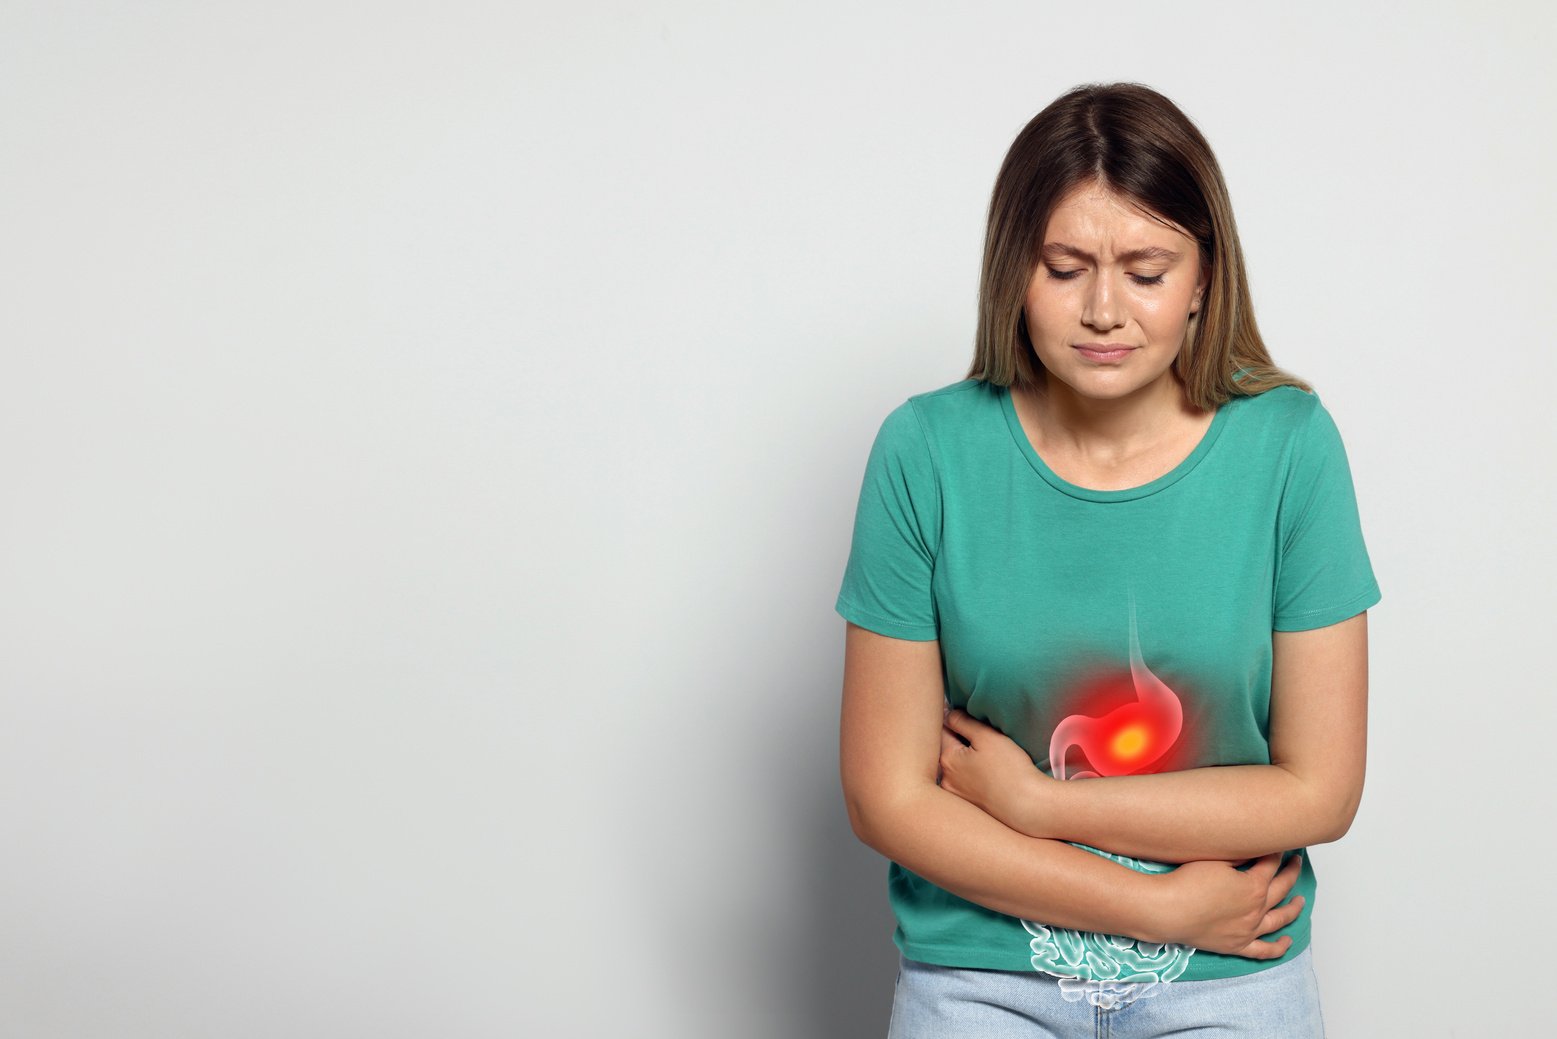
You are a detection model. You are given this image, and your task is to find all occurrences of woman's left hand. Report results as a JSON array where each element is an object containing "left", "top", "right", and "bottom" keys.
[{"left": 939, "top": 707, "right": 1055, "bottom": 835}]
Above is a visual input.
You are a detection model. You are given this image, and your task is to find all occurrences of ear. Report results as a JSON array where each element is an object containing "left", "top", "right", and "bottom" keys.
[{"left": 1191, "top": 262, "right": 1210, "bottom": 313}]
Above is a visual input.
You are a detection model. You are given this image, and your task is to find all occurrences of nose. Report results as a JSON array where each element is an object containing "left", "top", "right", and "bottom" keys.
[{"left": 1082, "top": 272, "right": 1124, "bottom": 332}]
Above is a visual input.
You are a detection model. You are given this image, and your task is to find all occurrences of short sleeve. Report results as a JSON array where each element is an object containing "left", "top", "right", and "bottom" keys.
[
  {"left": 1272, "top": 397, "right": 1383, "bottom": 631},
  {"left": 834, "top": 399, "right": 942, "bottom": 641}
]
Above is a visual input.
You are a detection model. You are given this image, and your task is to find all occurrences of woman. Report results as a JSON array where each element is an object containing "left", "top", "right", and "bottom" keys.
[{"left": 836, "top": 82, "right": 1379, "bottom": 1038}]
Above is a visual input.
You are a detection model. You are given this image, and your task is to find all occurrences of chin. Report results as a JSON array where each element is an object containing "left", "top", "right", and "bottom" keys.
[
  {"left": 1052, "top": 366, "right": 1172, "bottom": 399},
  {"left": 1057, "top": 360, "right": 1148, "bottom": 382}
]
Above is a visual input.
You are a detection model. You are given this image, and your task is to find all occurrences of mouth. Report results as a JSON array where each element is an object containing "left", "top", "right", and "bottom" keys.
[{"left": 1073, "top": 344, "right": 1136, "bottom": 362}]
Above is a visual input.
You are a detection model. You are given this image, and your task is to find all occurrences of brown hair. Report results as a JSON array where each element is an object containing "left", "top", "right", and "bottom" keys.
[{"left": 966, "top": 82, "right": 1311, "bottom": 408}]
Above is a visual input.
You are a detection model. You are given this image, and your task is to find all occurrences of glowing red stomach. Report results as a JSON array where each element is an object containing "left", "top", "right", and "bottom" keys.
[{"left": 1049, "top": 670, "right": 1185, "bottom": 780}]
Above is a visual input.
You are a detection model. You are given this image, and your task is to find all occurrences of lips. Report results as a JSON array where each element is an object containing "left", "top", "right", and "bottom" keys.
[{"left": 1074, "top": 344, "right": 1135, "bottom": 362}]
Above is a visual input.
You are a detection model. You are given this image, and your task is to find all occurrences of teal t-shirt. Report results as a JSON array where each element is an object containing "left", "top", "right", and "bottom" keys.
[{"left": 835, "top": 376, "right": 1382, "bottom": 984}]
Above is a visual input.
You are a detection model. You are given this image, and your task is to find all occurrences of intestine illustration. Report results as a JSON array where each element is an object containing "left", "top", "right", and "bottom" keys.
[
  {"left": 1021, "top": 588, "right": 1197, "bottom": 1008},
  {"left": 1020, "top": 851, "right": 1193, "bottom": 1010}
]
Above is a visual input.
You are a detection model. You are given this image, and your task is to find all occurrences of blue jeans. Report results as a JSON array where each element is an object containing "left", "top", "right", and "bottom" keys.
[{"left": 886, "top": 946, "right": 1325, "bottom": 1038}]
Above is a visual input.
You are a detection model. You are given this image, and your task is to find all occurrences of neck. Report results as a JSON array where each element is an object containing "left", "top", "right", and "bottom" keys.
[{"left": 1022, "top": 371, "right": 1201, "bottom": 462}]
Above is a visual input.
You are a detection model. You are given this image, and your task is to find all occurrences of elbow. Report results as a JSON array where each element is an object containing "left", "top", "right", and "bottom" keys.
[
  {"left": 1315, "top": 787, "right": 1363, "bottom": 845},
  {"left": 844, "top": 791, "right": 876, "bottom": 846},
  {"left": 843, "top": 783, "right": 926, "bottom": 856},
  {"left": 845, "top": 793, "right": 899, "bottom": 854},
  {"left": 1276, "top": 763, "right": 1363, "bottom": 846},
  {"left": 1316, "top": 814, "right": 1351, "bottom": 846}
]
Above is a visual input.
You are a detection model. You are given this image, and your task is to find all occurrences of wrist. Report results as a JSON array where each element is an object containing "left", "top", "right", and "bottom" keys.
[
  {"left": 1135, "top": 869, "right": 1182, "bottom": 947},
  {"left": 1011, "top": 768, "right": 1058, "bottom": 837},
  {"left": 1018, "top": 769, "right": 1083, "bottom": 841}
]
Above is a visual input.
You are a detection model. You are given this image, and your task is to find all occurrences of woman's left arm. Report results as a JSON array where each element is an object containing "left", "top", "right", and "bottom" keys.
[{"left": 939, "top": 612, "right": 1369, "bottom": 863}]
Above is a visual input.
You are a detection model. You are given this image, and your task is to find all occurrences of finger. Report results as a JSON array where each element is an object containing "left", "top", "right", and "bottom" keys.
[
  {"left": 1246, "top": 851, "right": 1283, "bottom": 882},
  {"left": 1264, "top": 855, "right": 1303, "bottom": 908},
  {"left": 940, "top": 729, "right": 959, "bottom": 756},
  {"left": 1235, "top": 933, "right": 1294, "bottom": 961},
  {"left": 943, "top": 708, "right": 981, "bottom": 742},
  {"left": 1257, "top": 894, "right": 1305, "bottom": 935}
]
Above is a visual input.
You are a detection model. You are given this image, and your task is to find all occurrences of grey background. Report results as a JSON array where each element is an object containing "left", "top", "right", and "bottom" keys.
[{"left": 2, "top": 2, "right": 1552, "bottom": 1036}]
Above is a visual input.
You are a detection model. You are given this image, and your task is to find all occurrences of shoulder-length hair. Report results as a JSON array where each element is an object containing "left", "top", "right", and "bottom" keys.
[{"left": 967, "top": 82, "right": 1311, "bottom": 408}]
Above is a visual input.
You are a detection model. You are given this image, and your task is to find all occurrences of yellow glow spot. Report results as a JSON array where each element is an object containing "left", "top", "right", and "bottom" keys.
[{"left": 1111, "top": 724, "right": 1149, "bottom": 760}]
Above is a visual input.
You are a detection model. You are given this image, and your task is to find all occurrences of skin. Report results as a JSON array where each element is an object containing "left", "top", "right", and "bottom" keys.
[{"left": 841, "top": 177, "right": 1367, "bottom": 959}]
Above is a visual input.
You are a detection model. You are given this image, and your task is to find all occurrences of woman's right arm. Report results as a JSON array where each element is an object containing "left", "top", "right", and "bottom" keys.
[{"left": 840, "top": 622, "right": 1303, "bottom": 957}]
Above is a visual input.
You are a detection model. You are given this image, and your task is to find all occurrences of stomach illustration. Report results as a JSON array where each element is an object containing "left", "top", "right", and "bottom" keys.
[{"left": 1048, "top": 589, "right": 1183, "bottom": 781}]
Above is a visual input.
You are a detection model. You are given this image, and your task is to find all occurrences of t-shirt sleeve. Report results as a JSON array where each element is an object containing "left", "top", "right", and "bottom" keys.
[
  {"left": 834, "top": 399, "right": 942, "bottom": 641},
  {"left": 1272, "top": 396, "right": 1383, "bottom": 631}
]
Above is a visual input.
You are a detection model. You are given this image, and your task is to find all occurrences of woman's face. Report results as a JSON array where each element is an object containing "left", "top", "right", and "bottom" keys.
[{"left": 1023, "top": 180, "right": 1209, "bottom": 406}]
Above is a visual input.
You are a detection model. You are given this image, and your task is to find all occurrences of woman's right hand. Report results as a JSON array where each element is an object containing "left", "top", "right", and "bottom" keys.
[{"left": 1157, "top": 852, "right": 1305, "bottom": 958}]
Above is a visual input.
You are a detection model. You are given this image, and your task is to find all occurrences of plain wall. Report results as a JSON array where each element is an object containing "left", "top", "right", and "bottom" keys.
[{"left": 2, "top": 1, "right": 1553, "bottom": 1035}]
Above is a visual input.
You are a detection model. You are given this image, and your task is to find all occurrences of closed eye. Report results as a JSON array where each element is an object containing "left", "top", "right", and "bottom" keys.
[{"left": 1045, "top": 267, "right": 1166, "bottom": 286}]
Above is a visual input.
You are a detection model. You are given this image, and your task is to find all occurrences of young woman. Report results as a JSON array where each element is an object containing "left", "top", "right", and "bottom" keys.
[{"left": 836, "top": 82, "right": 1379, "bottom": 1038}]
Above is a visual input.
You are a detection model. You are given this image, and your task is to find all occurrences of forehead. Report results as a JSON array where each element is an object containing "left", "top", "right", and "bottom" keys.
[{"left": 1042, "top": 183, "right": 1194, "bottom": 256}]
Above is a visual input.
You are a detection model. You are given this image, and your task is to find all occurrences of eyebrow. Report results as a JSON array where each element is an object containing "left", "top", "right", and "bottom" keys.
[{"left": 1041, "top": 242, "right": 1182, "bottom": 263}]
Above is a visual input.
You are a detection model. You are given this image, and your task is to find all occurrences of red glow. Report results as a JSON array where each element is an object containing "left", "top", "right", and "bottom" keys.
[{"left": 1048, "top": 668, "right": 1184, "bottom": 780}]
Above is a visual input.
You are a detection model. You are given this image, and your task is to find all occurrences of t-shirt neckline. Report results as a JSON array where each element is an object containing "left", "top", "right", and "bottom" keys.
[{"left": 997, "top": 384, "right": 1232, "bottom": 503}]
